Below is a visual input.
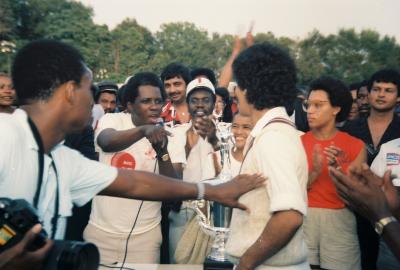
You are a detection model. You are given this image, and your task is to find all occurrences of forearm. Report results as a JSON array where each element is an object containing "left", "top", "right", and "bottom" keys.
[
  {"left": 218, "top": 54, "right": 237, "bottom": 88},
  {"left": 382, "top": 221, "right": 400, "bottom": 262},
  {"left": 307, "top": 171, "right": 319, "bottom": 189},
  {"left": 238, "top": 210, "right": 303, "bottom": 269},
  {"left": 97, "top": 127, "right": 145, "bottom": 152},
  {"left": 101, "top": 169, "right": 218, "bottom": 201},
  {"left": 157, "top": 156, "right": 179, "bottom": 179}
]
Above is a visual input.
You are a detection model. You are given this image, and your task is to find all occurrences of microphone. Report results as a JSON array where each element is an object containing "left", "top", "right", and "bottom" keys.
[{"left": 155, "top": 118, "right": 167, "bottom": 148}]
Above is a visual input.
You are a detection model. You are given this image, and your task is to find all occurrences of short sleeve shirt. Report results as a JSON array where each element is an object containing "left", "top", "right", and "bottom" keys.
[{"left": 0, "top": 109, "right": 117, "bottom": 239}]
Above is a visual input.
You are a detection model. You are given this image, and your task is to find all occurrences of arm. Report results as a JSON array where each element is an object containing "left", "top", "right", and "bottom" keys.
[
  {"left": 218, "top": 36, "right": 241, "bottom": 88},
  {"left": 99, "top": 169, "right": 265, "bottom": 210},
  {"left": 97, "top": 125, "right": 171, "bottom": 153},
  {"left": 381, "top": 221, "right": 400, "bottom": 261},
  {"left": 308, "top": 144, "right": 323, "bottom": 188},
  {"left": 237, "top": 210, "right": 303, "bottom": 270}
]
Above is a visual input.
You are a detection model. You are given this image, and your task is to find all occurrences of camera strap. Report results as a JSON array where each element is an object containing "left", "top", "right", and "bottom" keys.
[{"left": 27, "top": 116, "right": 60, "bottom": 239}]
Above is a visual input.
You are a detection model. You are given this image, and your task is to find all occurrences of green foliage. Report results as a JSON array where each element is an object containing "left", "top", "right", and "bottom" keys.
[{"left": 1, "top": 0, "right": 400, "bottom": 86}]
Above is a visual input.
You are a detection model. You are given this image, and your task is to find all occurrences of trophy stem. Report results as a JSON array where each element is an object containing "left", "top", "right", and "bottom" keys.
[{"left": 207, "top": 230, "right": 230, "bottom": 262}]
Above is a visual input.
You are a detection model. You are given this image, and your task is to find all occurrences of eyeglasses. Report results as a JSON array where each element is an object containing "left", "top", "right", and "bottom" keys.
[{"left": 302, "top": 100, "right": 330, "bottom": 111}]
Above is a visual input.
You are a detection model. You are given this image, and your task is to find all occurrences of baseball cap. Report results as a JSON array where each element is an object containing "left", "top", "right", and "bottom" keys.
[
  {"left": 186, "top": 77, "right": 216, "bottom": 97},
  {"left": 95, "top": 81, "right": 118, "bottom": 100}
]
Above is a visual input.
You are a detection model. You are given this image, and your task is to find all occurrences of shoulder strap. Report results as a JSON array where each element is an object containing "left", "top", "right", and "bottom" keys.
[{"left": 239, "top": 117, "right": 296, "bottom": 173}]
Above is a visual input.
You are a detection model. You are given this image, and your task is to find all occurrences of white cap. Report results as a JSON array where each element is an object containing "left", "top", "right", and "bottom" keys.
[{"left": 186, "top": 77, "right": 215, "bottom": 97}]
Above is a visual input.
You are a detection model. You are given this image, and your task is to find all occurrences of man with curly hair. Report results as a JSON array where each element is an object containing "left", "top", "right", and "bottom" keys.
[{"left": 225, "top": 43, "right": 310, "bottom": 270}]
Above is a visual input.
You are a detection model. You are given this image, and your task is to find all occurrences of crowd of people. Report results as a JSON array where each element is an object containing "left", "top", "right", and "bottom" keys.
[{"left": 0, "top": 33, "right": 400, "bottom": 270}]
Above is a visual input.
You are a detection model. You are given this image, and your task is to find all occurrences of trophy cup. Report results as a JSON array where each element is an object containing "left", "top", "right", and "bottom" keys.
[{"left": 189, "top": 123, "right": 234, "bottom": 270}]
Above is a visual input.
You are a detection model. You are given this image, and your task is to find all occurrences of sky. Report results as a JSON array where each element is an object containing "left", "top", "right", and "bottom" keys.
[{"left": 78, "top": 0, "right": 400, "bottom": 42}]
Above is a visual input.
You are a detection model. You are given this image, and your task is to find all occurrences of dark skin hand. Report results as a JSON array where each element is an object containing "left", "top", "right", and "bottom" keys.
[
  {"left": 186, "top": 112, "right": 219, "bottom": 157},
  {"left": 0, "top": 224, "right": 53, "bottom": 270},
  {"left": 329, "top": 163, "right": 400, "bottom": 222},
  {"left": 330, "top": 163, "right": 400, "bottom": 263}
]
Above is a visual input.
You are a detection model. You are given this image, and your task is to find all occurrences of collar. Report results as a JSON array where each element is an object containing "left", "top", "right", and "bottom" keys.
[
  {"left": 13, "top": 108, "right": 63, "bottom": 153},
  {"left": 250, "top": 107, "right": 292, "bottom": 138}
]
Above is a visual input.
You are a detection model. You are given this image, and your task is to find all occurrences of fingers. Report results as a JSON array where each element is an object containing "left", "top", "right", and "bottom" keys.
[
  {"left": 382, "top": 170, "right": 393, "bottom": 189},
  {"left": 0, "top": 224, "right": 46, "bottom": 268},
  {"left": 19, "top": 224, "right": 42, "bottom": 248},
  {"left": 360, "top": 165, "right": 382, "bottom": 186},
  {"left": 235, "top": 202, "right": 249, "bottom": 212}
]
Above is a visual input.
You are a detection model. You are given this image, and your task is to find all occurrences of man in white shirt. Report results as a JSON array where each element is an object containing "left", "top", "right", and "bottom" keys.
[
  {"left": 0, "top": 40, "right": 265, "bottom": 270},
  {"left": 168, "top": 77, "right": 221, "bottom": 261},
  {"left": 225, "top": 44, "right": 310, "bottom": 270},
  {"left": 84, "top": 72, "right": 186, "bottom": 264}
]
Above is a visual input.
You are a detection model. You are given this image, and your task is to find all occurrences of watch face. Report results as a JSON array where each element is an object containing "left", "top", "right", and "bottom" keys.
[{"left": 375, "top": 222, "right": 384, "bottom": 235}]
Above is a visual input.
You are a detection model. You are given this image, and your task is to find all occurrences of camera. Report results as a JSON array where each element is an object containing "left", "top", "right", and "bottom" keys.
[{"left": 0, "top": 198, "right": 99, "bottom": 270}]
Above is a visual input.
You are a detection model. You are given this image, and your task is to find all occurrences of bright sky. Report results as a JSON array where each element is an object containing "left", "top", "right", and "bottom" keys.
[{"left": 79, "top": 0, "right": 400, "bottom": 42}]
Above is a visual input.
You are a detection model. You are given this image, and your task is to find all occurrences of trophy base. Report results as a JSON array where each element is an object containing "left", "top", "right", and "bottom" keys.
[{"left": 204, "top": 258, "right": 233, "bottom": 270}]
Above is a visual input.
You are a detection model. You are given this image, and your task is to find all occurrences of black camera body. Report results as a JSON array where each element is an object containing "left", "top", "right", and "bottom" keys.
[{"left": 0, "top": 198, "right": 99, "bottom": 270}]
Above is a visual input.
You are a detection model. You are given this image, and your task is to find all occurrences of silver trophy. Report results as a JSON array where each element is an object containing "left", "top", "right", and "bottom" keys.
[{"left": 189, "top": 123, "right": 233, "bottom": 264}]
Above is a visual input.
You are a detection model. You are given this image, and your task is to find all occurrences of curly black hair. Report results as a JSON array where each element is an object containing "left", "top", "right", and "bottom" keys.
[
  {"left": 367, "top": 68, "right": 400, "bottom": 97},
  {"left": 215, "top": 87, "right": 233, "bottom": 122},
  {"left": 12, "top": 39, "right": 86, "bottom": 103},
  {"left": 190, "top": 67, "right": 217, "bottom": 86},
  {"left": 233, "top": 43, "right": 297, "bottom": 110},
  {"left": 308, "top": 76, "right": 352, "bottom": 123},
  {"left": 160, "top": 63, "right": 191, "bottom": 85},
  {"left": 124, "top": 72, "right": 166, "bottom": 105}
]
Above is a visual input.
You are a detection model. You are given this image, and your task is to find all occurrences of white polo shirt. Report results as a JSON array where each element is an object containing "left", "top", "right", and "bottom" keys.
[
  {"left": 226, "top": 107, "right": 309, "bottom": 269},
  {"left": 0, "top": 109, "right": 117, "bottom": 239},
  {"left": 371, "top": 138, "right": 400, "bottom": 185}
]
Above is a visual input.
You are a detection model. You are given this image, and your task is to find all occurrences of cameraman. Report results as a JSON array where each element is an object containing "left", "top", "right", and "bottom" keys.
[{"left": 0, "top": 40, "right": 265, "bottom": 269}]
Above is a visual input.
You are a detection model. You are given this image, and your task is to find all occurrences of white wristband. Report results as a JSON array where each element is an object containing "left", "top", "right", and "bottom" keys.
[{"left": 196, "top": 182, "right": 205, "bottom": 200}]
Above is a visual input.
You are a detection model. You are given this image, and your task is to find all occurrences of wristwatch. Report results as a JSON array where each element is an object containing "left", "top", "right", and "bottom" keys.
[
  {"left": 374, "top": 216, "right": 397, "bottom": 235},
  {"left": 158, "top": 153, "right": 170, "bottom": 162}
]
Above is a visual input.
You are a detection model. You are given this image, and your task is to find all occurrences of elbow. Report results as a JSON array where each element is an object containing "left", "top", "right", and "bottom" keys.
[
  {"left": 291, "top": 211, "right": 303, "bottom": 230},
  {"left": 97, "top": 137, "right": 115, "bottom": 152}
]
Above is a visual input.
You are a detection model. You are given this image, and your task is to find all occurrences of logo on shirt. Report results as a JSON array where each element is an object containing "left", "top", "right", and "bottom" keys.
[
  {"left": 111, "top": 152, "right": 136, "bottom": 169},
  {"left": 386, "top": 153, "right": 400, "bottom": 166}
]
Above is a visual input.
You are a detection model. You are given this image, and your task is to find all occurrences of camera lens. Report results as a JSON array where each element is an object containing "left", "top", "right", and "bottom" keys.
[{"left": 44, "top": 240, "right": 99, "bottom": 270}]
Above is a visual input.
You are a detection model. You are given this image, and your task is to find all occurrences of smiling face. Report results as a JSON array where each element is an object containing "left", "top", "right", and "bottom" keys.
[
  {"left": 231, "top": 114, "right": 252, "bottom": 150},
  {"left": 187, "top": 89, "right": 215, "bottom": 118},
  {"left": 0, "top": 75, "right": 16, "bottom": 109},
  {"left": 128, "top": 85, "right": 164, "bottom": 126},
  {"left": 163, "top": 76, "right": 187, "bottom": 104}
]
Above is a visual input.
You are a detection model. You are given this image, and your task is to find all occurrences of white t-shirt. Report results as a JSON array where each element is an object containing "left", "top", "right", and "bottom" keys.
[
  {"left": 371, "top": 138, "right": 400, "bottom": 186},
  {"left": 0, "top": 109, "right": 117, "bottom": 239},
  {"left": 89, "top": 112, "right": 185, "bottom": 234}
]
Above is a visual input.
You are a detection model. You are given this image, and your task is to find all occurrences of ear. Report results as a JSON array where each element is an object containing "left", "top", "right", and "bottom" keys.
[
  {"left": 333, "top": 106, "right": 341, "bottom": 116},
  {"left": 126, "top": 101, "right": 134, "bottom": 113},
  {"left": 63, "top": 81, "right": 77, "bottom": 104}
]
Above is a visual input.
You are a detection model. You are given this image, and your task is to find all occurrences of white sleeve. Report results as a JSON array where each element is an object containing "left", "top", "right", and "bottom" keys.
[
  {"left": 371, "top": 144, "right": 387, "bottom": 177},
  {"left": 255, "top": 131, "right": 307, "bottom": 215},
  {"left": 0, "top": 122, "right": 14, "bottom": 181},
  {"left": 61, "top": 147, "right": 118, "bottom": 206},
  {"left": 94, "top": 113, "right": 120, "bottom": 144}
]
